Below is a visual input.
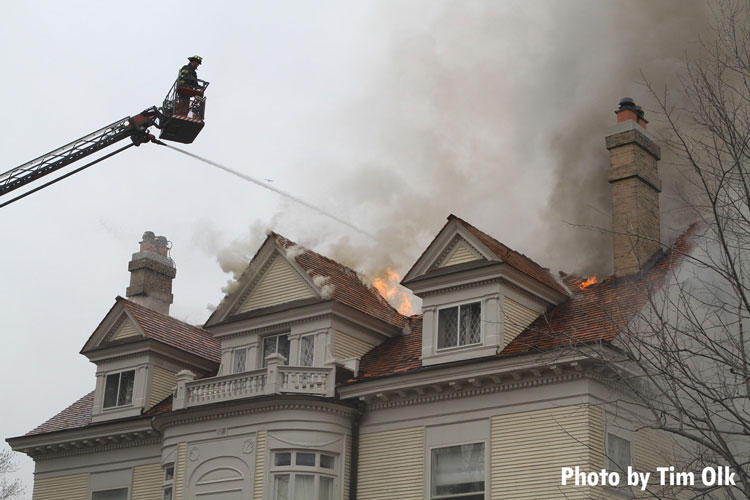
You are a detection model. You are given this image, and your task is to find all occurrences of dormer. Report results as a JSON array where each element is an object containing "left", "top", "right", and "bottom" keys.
[
  {"left": 402, "top": 215, "right": 568, "bottom": 367},
  {"left": 204, "top": 232, "right": 405, "bottom": 377},
  {"left": 80, "top": 233, "right": 220, "bottom": 423}
]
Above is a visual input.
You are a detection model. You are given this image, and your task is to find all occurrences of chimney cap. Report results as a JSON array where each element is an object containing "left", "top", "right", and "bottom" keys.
[{"left": 615, "top": 97, "right": 648, "bottom": 126}]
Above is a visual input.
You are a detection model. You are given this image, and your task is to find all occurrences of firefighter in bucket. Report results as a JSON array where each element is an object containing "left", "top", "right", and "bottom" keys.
[{"left": 176, "top": 55, "right": 204, "bottom": 116}]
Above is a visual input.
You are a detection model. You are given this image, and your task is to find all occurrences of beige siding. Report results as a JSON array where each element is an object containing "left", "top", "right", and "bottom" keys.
[
  {"left": 439, "top": 240, "right": 480, "bottom": 267},
  {"left": 334, "top": 331, "right": 374, "bottom": 360},
  {"left": 503, "top": 297, "right": 540, "bottom": 346},
  {"left": 150, "top": 366, "right": 177, "bottom": 407},
  {"left": 491, "top": 404, "right": 605, "bottom": 500},
  {"left": 237, "top": 254, "right": 316, "bottom": 313},
  {"left": 32, "top": 473, "right": 88, "bottom": 500},
  {"left": 358, "top": 427, "right": 424, "bottom": 500},
  {"left": 131, "top": 463, "right": 162, "bottom": 500},
  {"left": 634, "top": 427, "right": 674, "bottom": 490},
  {"left": 254, "top": 431, "right": 266, "bottom": 500},
  {"left": 110, "top": 318, "right": 139, "bottom": 341},
  {"left": 343, "top": 434, "right": 351, "bottom": 500},
  {"left": 174, "top": 442, "right": 186, "bottom": 500}
]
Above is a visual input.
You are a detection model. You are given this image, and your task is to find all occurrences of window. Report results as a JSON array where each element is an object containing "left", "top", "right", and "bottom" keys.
[
  {"left": 437, "top": 302, "right": 482, "bottom": 349},
  {"left": 263, "top": 333, "right": 290, "bottom": 366},
  {"left": 163, "top": 464, "right": 174, "bottom": 500},
  {"left": 431, "top": 443, "right": 485, "bottom": 500},
  {"left": 103, "top": 370, "right": 135, "bottom": 408},
  {"left": 271, "top": 451, "right": 336, "bottom": 500},
  {"left": 92, "top": 489, "right": 128, "bottom": 500},
  {"left": 607, "top": 433, "right": 631, "bottom": 474},
  {"left": 299, "top": 335, "right": 315, "bottom": 367},
  {"left": 232, "top": 348, "right": 247, "bottom": 374}
]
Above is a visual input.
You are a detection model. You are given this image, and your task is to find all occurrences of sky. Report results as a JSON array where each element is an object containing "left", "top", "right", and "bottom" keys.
[{"left": 0, "top": 1, "right": 710, "bottom": 495}]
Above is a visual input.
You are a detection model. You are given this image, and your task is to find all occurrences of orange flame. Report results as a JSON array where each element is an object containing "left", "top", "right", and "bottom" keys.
[
  {"left": 372, "top": 268, "right": 415, "bottom": 315},
  {"left": 580, "top": 276, "right": 598, "bottom": 289}
]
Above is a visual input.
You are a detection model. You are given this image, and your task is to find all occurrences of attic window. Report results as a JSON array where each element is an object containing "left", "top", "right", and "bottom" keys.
[
  {"left": 103, "top": 370, "right": 135, "bottom": 408},
  {"left": 437, "top": 302, "right": 482, "bottom": 349}
]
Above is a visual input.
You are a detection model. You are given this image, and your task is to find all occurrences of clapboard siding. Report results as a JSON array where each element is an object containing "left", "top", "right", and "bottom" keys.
[
  {"left": 110, "top": 318, "right": 139, "bottom": 341},
  {"left": 440, "top": 240, "right": 480, "bottom": 267},
  {"left": 131, "top": 463, "right": 162, "bottom": 500},
  {"left": 237, "top": 254, "right": 316, "bottom": 313},
  {"left": 335, "top": 331, "right": 374, "bottom": 360},
  {"left": 253, "top": 431, "right": 266, "bottom": 500},
  {"left": 358, "top": 427, "right": 424, "bottom": 500},
  {"left": 634, "top": 427, "right": 673, "bottom": 489},
  {"left": 149, "top": 366, "right": 177, "bottom": 407},
  {"left": 491, "top": 405, "right": 604, "bottom": 499},
  {"left": 174, "top": 443, "right": 186, "bottom": 500},
  {"left": 343, "top": 434, "right": 351, "bottom": 500},
  {"left": 504, "top": 297, "right": 540, "bottom": 346},
  {"left": 32, "top": 473, "right": 88, "bottom": 500}
]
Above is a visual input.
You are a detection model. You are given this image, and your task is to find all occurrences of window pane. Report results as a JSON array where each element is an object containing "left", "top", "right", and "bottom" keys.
[
  {"left": 320, "top": 454, "right": 334, "bottom": 469},
  {"left": 92, "top": 489, "right": 129, "bottom": 500},
  {"left": 274, "top": 474, "right": 290, "bottom": 500},
  {"left": 278, "top": 334, "right": 290, "bottom": 364},
  {"left": 117, "top": 370, "right": 135, "bottom": 406},
  {"left": 431, "top": 443, "right": 484, "bottom": 496},
  {"left": 263, "top": 336, "right": 277, "bottom": 367},
  {"left": 607, "top": 434, "right": 631, "bottom": 473},
  {"left": 296, "top": 452, "right": 315, "bottom": 466},
  {"left": 300, "top": 336, "right": 314, "bottom": 367},
  {"left": 232, "top": 348, "right": 247, "bottom": 374},
  {"left": 103, "top": 373, "right": 120, "bottom": 408},
  {"left": 438, "top": 307, "right": 459, "bottom": 348},
  {"left": 162, "top": 486, "right": 173, "bottom": 500},
  {"left": 164, "top": 465, "right": 174, "bottom": 481},
  {"left": 318, "top": 477, "right": 333, "bottom": 500},
  {"left": 275, "top": 452, "right": 292, "bottom": 466},
  {"left": 459, "top": 302, "right": 481, "bottom": 345},
  {"left": 293, "top": 474, "right": 314, "bottom": 500}
]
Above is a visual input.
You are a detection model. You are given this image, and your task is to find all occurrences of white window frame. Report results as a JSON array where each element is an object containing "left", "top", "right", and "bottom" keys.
[
  {"left": 428, "top": 441, "right": 486, "bottom": 500},
  {"left": 262, "top": 333, "right": 291, "bottom": 367},
  {"left": 102, "top": 369, "right": 135, "bottom": 409},
  {"left": 299, "top": 334, "right": 316, "bottom": 367},
  {"left": 91, "top": 488, "right": 129, "bottom": 500},
  {"left": 162, "top": 463, "right": 174, "bottom": 500},
  {"left": 269, "top": 450, "right": 337, "bottom": 500},
  {"left": 436, "top": 300, "right": 483, "bottom": 351}
]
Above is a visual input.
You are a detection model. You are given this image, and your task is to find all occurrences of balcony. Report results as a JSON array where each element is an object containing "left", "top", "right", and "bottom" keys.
[{"left": 172, "top": 354, "right": 336, "bottom": 409}]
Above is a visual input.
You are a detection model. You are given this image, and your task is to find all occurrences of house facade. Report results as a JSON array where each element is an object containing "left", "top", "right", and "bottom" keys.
[{"left": 8, "top": 99, "right": 688, "bottom": 500}]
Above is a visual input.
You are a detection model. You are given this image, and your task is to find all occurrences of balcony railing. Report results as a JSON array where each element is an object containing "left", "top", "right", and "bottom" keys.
[{"left": 173, "top": 355, "right": 335, "bottom": 409}]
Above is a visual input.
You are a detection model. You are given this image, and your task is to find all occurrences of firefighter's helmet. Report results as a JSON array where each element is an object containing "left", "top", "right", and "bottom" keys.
[{"left": 188, "top": 55, "right": 203, "bottom": 64}]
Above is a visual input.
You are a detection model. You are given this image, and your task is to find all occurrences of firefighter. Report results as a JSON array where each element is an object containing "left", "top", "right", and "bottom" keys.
[{"left": 176, "top": 55, "right": 203, "bottom": 116}]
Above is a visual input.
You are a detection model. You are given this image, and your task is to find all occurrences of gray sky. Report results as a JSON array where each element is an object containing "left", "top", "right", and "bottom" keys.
[{"left": 1, "top": 1, "right": 708, "bottom": 495}]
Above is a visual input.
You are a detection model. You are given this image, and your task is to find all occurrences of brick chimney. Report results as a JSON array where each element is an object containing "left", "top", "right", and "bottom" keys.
[
  {"left": 606, "top": 98, "right": 662, "bottom": 277},
  {"left": 126, "top": 231, "right": 176, "bottom": 315}
]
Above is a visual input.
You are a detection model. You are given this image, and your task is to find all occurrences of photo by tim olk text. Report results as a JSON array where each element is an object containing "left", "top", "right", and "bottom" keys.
[{"left": 562, "top": 466, "right": 736, "bottom": 491}]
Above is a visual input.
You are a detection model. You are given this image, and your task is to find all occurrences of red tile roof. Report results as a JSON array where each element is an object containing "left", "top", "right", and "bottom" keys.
[
  {"left": 26, "top": 391, "right": 94, "bottom": 436},
  {"left": 449, "top": 215, "right": 568, "bottom": 295},
  {"left": 118, "top": 297, "right": 221, "bottom": 363},
  {"left": 273, "top": 233, "right": 406, "bottom": 328},
  {"left": 355, "top": 224, "right": 697, "bottom": 381}
]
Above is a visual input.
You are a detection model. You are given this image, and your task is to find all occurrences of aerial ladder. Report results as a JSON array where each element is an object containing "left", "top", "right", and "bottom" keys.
[{"left": 0, "top": 77, "right": 209, "bottom": 206}]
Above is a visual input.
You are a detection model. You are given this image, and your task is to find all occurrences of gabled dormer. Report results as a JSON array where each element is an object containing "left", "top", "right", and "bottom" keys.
[
  {"left": 204, "top": 232, "right": 405, "bottom": 377},
  {"left": 80, "top": 232, "right": 220, "bottom": 423},
  {"left": 402, "top": 215, "right": 568, "bottom": 366}
]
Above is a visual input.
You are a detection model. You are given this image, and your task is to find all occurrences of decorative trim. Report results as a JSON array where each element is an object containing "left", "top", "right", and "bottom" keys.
[
  {"left": 156, "top": 400, "right": 356, "bottom": 432},
  {"left": 419, "top": 278, "right": 501, "bottom": 297},
  {"left": 220, "top": 314, "right": 333, "bottom": 340},
  {"left": 267, "top": 434, "right": 342, "bottom": 448},
  {"left": 364, "top": 372, "right": 586, "bottom": 410},
  {"left": 430, "top": 235, "right": 484, "bottom": 271},
  {"left": 26, "top": 436, "right": 160, "bottom": 461}
]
